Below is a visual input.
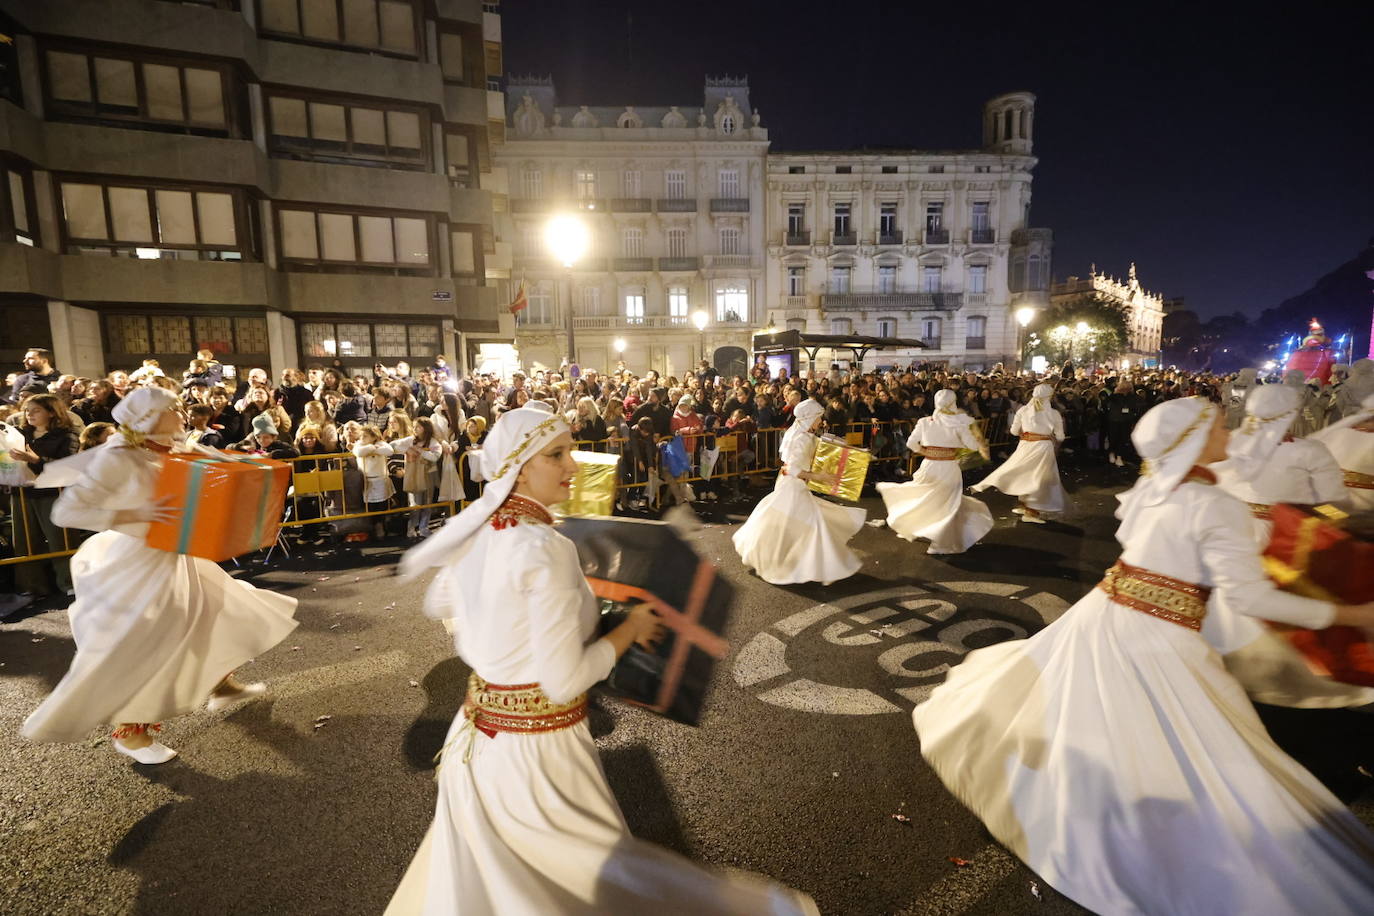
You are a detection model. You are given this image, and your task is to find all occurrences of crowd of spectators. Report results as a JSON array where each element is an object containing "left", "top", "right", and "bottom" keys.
[{"left": 3, "top": 344, "right": 1366, "bottom": 608}]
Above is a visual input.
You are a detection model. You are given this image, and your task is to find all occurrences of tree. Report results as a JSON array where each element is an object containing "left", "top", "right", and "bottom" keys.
[{"left": 1024, "top": 294, "right": 1130, "bottom": 366}]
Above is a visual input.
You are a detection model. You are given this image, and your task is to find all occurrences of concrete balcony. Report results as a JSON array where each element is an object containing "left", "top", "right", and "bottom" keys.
[
  {"left": 59, "top": 253, "right": 274, "bottom": 306},
  {"left": 924, "top": 229, "right": 951, "bottom": 245},
  {"left": 709, "top": 198, "right": 750, "bottom": 213},
  {"left": 270, "top": 159, "right": 448, "bottom": 212},
  {"left": 656, "top": 198, "right": 697, "bottom": 212},
  {"left": 965, "top": 336, "right": 987, "bottom": 350},
  {"left": 877, "top": 231, "right": 904, "bottom": 246},
  {"left": 820, "top": 292, "right": 963, "bottom": 311},
  {"left": 573, "top": 315, "right": 691, "bottom": 330},
  {"left": 657, "top": 257, "right": 700, "bottom": 271},
  {"left": 783, "top": 295, "right": 808, "bottom": 310},
  {"left": 784, "top": 231, "right": 810, "bottom": 246},
  {"left": 831, "top": 233, "right": 857, "bottom": 247},
  {"left": 969, "top": 229, "right": 995, "bottom": 245},
  {"left": 510, "top": 198, "right": 552, "bottom": 214},
  {"left": 704, "top": 254, "right": 755, "bottom": 270},
  {"left": 612, "top": 257, "right": 654, "bottom": 272},
  {"left": 443, "top": 84, "right": 492, "bottom": 127},
  {"left": 610, "top": 198, "right": 653, "bottom": 212},
  {"left": 39, "top": 121, "right": 265, "bottom": 188}
]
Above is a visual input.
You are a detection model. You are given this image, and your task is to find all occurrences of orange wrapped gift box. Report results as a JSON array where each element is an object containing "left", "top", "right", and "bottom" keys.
[
  {"left": 1263, "top": 503, "right": 1374, "bottom": 687},
  {"left": 146, "top": 454, "right": 292, "bottom": 561}
]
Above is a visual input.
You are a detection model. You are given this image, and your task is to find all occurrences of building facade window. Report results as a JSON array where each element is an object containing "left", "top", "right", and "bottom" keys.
[
  {"left": 277, "top": 205, "right": 432, "bottom": 272},
  {"left": 43, "top": 46, "right": 235, "bottom": 135},
  {"left": 520, "top": 168, "right": 543, "bottom": 199},
  {"left": 444, "top": 129, "right": 477, "bottom": 187},
  {"left": 829, "top": 265, "right": 851, "bottom": 294},
  {"left": 833, "top": 202, "right": 851, "bottom": 237},
  {"left": 922, "top": 265, "right": 942, "bottom": 292},
  {"left": 621, "top": 227, "right": 643, "bottom": 258},
  {"left": 787, "top": 165, "right": 805, "bottom": 174},
  {"left": 576, "top": 170, "right": 597, "bottom": 199},
  {"left": 966, "top": 315, "right": 987, "bottom": 348},
  {"left": 877, "top": 318, "right": 896, "bottom": 338},
  {"left": 299, "top": 319, "right": 438, "bottom": 360},
  {"left": 786, "top": 266, "right": 805, "bottom": 296},
  {"left": 664, "top": 169, "right": 686, "bottom": 199},
  {"left": 921, "top": 316, "right": 942, "bottom": 345},
  {"left": 971, "top": 201, "right": 990, "bottom": 231},
  {"left": 879, "top": 203, "right": 897, "bottom": 236},
  {"left": 3, "top": 168, "right": 38, "bottom": 247},
  {"left": 925, "top": 202, "right": 944, "bottom": 232},
  {"left": 1027, "top": 254, "right": 1046, "bottom": 289},
  {"left": 877, "top": 264, "right": 897, "bottom": 294},
  {"left": 518, "top": 284, "right": 551, "bottom": 325},
  {"left": 718, "top": 169, "right": 740, "bottom": 198},
  {"left": 622, "top": 169, "right": 642, "bottom": 197},
  {"left": 968, "top": 264, "right": 987, "bottom": 294},
  {"left": 438, "top": 27, "right": 480, "bottom": 85},
  {"left": 668, "top": 286, "right": 689, "bottom": 320},
  {"left": 1011, "top": 256, "right": 1026, "bottom": 291},
  {"left": 58, "top": 179, "right": 246, "bottom": 259},
  {"left": 267, "top": 92, "right": 428, "bottom": 169},
  {"left": 720, "top": 115, "right": 735, "bottom": 134},
  {"left": 830, "top": 317, "right": 851, "bottom": 335},
  {"left": 666, "top": 227, "right": 687, "bottom": 258},
  {"left": 787, "top": 203, "right": 805, "bottom": 235},
  {"left": 106, "top": 312, "right": 270, "bottom": 365},
  {"left": 624, "top": 289, "right": 645, "bottom": 324},
  {"left": 715, "top": 285, "right": 747, "bottom": 323},
  {"left": 581, "top": 284, "right": 601, "bottom": 314},
  {"left": 258, "top": 0, "right": 419, "bottom": 56},
  {"left": 719, "top": 226, "right": 740, "bottom": 255}
]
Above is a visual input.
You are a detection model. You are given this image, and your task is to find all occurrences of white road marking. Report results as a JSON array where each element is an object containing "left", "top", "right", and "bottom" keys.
[
  {"left": 732, "top": 632, "right": 791, "bottom": 687},
  {"left": 895, "top": 844, "right": 1019, "bottom": 916},
  {"left": 756, "top": 678, "right": 902, "bottom": 715}
]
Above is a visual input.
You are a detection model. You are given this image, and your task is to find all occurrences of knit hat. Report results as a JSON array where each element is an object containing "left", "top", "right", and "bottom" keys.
[{"left": 252, "top": 413, "right": 279, "bottom": 437}]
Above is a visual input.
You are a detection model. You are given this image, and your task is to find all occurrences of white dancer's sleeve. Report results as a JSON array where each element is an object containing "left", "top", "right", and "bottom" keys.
[
  {"left": 1197, "top": 493, "right": 1335, "bottom": 630},
  {"left": 956, "top": 421, "right": 983, "bottom": 451},
  {"left": 1305, "top": 441, "right": 1349, "bottom": 506},
  {"left": 906, "top": 418, "right": 929, "bottom": 452},
  {"left": 51, "top": 448, "right": 146, "bottom": 536},
  {"left": 1009, "top": 407, "right": 1025, "bottom": 437},
  {"left": 1050, "top": 409, "right": 1065, "bottom": 441},
  {"left": 519, "top": 534, "right": 616, "bottom": 704}
]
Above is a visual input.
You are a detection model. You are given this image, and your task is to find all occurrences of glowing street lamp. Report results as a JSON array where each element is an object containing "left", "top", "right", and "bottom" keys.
[
  {"left": 1014, "top": 306, "right": 1037, "bottom": 372},
  {"left": 613, "top": 337, "right": 626, "bottom": 354},
  {"left": 545, "top": 213, "right": 590, "bottom": 370},
  {"left": 1015, "top": 306, "right": 1036, "bottom": 327},
  {"left": 691, "top": 309, "right": 709, "bottom": 365}
]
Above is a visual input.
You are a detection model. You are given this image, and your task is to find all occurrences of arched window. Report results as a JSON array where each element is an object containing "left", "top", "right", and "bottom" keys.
[
  {"left": 721, "top": 115, "right": 735, "bottom": 134},
  {"left": 1027, "top": 254, "right": 1044, "bottom": 290},
  {"left": 1010, "top": 256, "right": 1026, "bottom": 291},
  {"left": 1003, "top": 110, "right": 1013, "bottom": 141}
]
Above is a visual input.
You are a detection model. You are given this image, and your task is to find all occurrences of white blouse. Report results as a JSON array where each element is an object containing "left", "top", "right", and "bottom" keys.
[
  {"left": 50, "top": 445, "right": 160, "bottom": 538},
  {"left": 1010, "top": 404, "right": 1065, "bottom": 439},
  {"left": 1221, "top": 439, "right": 1348, "bottom": 507},
  {"left": 909, "top": 416, "right": 983, "bottom": 451}
]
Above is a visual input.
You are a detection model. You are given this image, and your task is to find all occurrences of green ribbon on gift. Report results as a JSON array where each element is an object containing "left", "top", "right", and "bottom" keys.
[{"left": 175, "top": 458, "right": 220, "bottom": 554}]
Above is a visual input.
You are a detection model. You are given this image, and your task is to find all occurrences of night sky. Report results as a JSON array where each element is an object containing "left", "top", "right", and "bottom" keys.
[{"left": 501, "top": 0, "right": 1372, "bottom": 321}]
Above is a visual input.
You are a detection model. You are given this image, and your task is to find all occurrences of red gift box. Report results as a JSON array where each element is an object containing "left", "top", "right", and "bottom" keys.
[{"left": 1263, "top": 503, "right": 1374, "bottom": 687}]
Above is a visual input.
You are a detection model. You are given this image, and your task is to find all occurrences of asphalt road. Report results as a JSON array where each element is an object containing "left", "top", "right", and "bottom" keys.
[{"left": 3, "top": 462, "right": 1371, "bottom": 916}]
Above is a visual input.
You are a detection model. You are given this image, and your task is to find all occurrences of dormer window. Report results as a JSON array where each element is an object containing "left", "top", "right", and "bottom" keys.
[{"left": 721, "top": 115, "right": 735, "bottom": 134}]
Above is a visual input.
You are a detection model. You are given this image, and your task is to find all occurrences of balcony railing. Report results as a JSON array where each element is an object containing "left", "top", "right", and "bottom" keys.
[
  {"left": 784, "top": 295, "right": 808, "bottom": 309},
  {"left": 785, "top": 231, "right": 810, "bottom": 246},
  {"left": 657, "top": 257, "right": 700, "bottom": 271},
  {"left": 573, "top": 258, "right": 608, "bottom": 272},
  {"left": 924, "top": 229, "right": 950, "bottom": 244},
  {"left": 610, "top": 197, "right": 653, "bottom": 212},
  {"left": 706, "top": 254, "right": 754, "bottom": 269},
  {"left": 657, "top": 198, "right": 697, "bottom": 212},
  {"left": 576, "top": 198, "right": 605, "bottom": 211},
  {"left": 878, "top": 231, "right": 903, "bottom": 245},
  {"left": 969, "top": 229, "right": 995, "bottom": 244},
  {"left": 922, "top": 337, "right": 942, "bottom": 349},
  {"left": 965, "top": 336, "right": 986, "bottom": 350},
  {"left": 831, "top": 233, "right": 857, "bottom": 246},
  {"left": 820, "top": 292, "right": 963, "bottom": 311},
  {"left": 511, "top": 199, "right": 550, "bottom": 213},
  {"left": 612, "top": 257, "right": 654, "bottom": 272},
  {"left": 709, "top": 197, "right": 750, "bottom": 212},
  {"left": 572, "top": 316, "right": 692, "bottom": 330}
]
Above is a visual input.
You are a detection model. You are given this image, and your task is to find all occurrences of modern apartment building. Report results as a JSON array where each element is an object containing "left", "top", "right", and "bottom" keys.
[
  {"left": 494, "top": 75, "right": 767, "bottom": 379},
  {"left": 0, "top": 0, "right": 510, "bottom": 382},
  {"left": 763, "top": 92, "right": 1053, "bottom": 371}
]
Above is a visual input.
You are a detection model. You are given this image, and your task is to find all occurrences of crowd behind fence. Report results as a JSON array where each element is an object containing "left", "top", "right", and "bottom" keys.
[{"left": 1, "top": 417, "right": 1022, "bottom": 573}]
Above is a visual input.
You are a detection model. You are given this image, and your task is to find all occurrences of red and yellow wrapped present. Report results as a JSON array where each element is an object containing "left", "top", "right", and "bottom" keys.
[
  {"left": 146, "top": 453, "right": 292, "bottom": 561},
  {"left": 1263, "top": 502, "right": 1374, "bottom": 687},
  {"left": 552, "top": 450, "right": 621, "bottom": 518},
  {"left": 808, "top": 434, "right": 871, "bottom": 502}
]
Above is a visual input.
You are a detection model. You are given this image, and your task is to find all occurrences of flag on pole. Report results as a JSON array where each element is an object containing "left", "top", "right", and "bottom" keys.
[{"left": 508, "top": 279, "right": 528, "bottom": 314}]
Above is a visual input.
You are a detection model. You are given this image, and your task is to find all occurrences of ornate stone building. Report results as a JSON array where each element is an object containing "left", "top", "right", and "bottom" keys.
[
  {"left": 494, "top": 75, "right": 767, "bottom": 378},
  {"left": 763, "top": 92, "right": 1053, "bottom": 371},
  {"left": 1050, "top": 263, "right": 1165, "bottom": 366},
  {"left": 0, "top": 0, "right": 510, "bottom": 379}
]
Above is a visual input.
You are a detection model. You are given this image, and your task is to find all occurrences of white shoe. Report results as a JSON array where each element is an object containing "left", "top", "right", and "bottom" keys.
[
  {"left": 1020, "top": 514, "right": 1046, "bottom": 524},
  {"left": 1011, "top": 507, "right": 1026, "bottom": 515},
  {"left": 207, "top": 681, "right": 268, "bottom": 713},
  {"left": 113, "top": 737, "right": 178, "bottom": 765}
]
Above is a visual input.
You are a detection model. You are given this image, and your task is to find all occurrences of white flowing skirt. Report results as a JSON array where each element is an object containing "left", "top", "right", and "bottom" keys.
[
  {"left": 876, "top": 459, "right": 992, "bottom": 553},
  {"left": 971, "top": 439, "right": 1065, "bottom": 512},
  {"left": 732, "top": 474, "right": 865, "bottom": 586},
  {"left": 22, "top": 530, "right": 298, "bottom": 741},
  {"left": 912, "top": 589, "right": 1374, "bottom": 916},
  {"left": 386, "top": 714, "right": 818, "bottom": 916}
]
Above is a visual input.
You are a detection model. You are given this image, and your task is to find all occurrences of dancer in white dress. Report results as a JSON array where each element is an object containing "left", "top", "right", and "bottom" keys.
[
  {"left": 913, "top": 397, "right": 1374, "bottom": 916},
  {"left": 1311, "top": 393, "right": 1374, "bottom": 513},
  {"left": 389, "top": 404, "right": 817, "bottom": 916},
  {"left": 970, "top": 382, "right": 1065, "bottom": 523},
  {"left": 732, "top": 398, "right": 866, "bottom": 585},
  {"left": 875, "top": 390, "right": 992, "bottom": 554},
  {"left": 22, "top": 387, "right": 298, "bottom": 764},
  {"left": 1210, "top": 383, "right": 1373, "bottom": 709}
]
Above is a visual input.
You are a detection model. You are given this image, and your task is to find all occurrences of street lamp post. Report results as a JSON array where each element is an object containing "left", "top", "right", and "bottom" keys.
[
  {"left": 692, "top": 309, "right": 709, "bottom": 367},
  {"left": 545, "top": 214, "right": 590, "bottom": 374},
  {"left": 1015, "top": 306, "right": 1036, "bottom": 373}
]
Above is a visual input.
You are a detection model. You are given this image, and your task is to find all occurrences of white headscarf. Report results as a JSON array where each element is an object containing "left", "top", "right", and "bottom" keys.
[
  {"left": 399, "top": 402, "right": 568, "bottom": 580},
  {"left": 931, "top": 389, "right": 975, "bottom": 430},
  {"left": 1226, "top": 384, "right": 1299, "bottom": 474},
  {"left": 111, "top": 386, "right": 181, "bottom": 439},
  {"left": 1030, "top": 383, "right": 1055, "bottom": 412},
  {"left": 1114, "top": 397, "right": 1218, "bottom": 544},
  {"left": 792, "top": 398, "right": 824, "bottom": 429}
]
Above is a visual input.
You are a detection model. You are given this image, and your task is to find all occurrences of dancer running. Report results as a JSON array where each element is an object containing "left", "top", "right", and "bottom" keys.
[
  {"left": 970, "top": 382, "right": 1064, "bottom": 523},
  {"left": 1311, "top": 393, "right": 1374, "bottom": 512},
  {"left": 22, "top": 387, "right": 298, "bottom": 763},
  {"left": 913, "top": 397, "right": 1374, "bottom": 915},
  {"left": 732, "top": 398, "right": 865, "bottom": 585},
  {"left": 876, "top": 389, "right": 991, "bottom": 554},
  {"left": 389, "top": 403, "right": 817, "bottom": 915}
]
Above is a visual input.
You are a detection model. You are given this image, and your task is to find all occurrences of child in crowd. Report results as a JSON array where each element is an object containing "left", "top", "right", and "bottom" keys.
[{"left": 352, "top": 424, "right": 394, "bottom": 539}]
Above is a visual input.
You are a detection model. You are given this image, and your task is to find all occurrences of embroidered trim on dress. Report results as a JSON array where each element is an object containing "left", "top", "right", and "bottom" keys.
[
  {"left": 1342, "top": 468, "right": 1374, "bottom": 490},
  {"left": 489, "top": 493, "right": 554, "bottom": 530},
  {"left": 1247, "top": 502, "right": 1274, "bottom": 520},
  {"left": 1018, "top": 432, "right": 1055, "bottom": 442},
  {"left": 1096, "top": 559, "right": 1211, "bottom": 631},
  {"left": 111, "top": 723, "right": 163, "bottom": 740},
  {"left": 921, "top": 446, "right": 959, "bottom": 460}
]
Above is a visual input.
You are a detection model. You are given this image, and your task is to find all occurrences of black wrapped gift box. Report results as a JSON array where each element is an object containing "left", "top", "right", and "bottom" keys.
[{"left": 556, "top": 516, "right": 734, "bottom": 726}]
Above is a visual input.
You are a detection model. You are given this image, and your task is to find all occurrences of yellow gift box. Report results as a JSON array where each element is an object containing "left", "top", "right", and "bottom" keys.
[
  {"left": 553, "top": 450, "right": 621, "bottom": 517},
  {"left": 808, "top": 435, "right": 870, "bottom": 502}
]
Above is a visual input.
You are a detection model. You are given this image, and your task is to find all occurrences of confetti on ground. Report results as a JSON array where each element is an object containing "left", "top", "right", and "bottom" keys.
[
  {"left": 353, "top": 645, "right": 362, "bottom": 651},
  {"left": 317, "top": 576, "right": 330, "bottom": 581},
  {"left": 948, "top": 857, "right": 971, "bottom": 867},
  {"left": 1030, "top": 881, "right": 1042, "bottom": 901},
  {"left": 312, "top": 715, "right": 332, "bottom": 729},
  {"left": 290, "top": 646, "right": 301, "bottom": 652},
  {"left": 328, "top": 623, "right": 340, "bottom": 630},
  {"left": 891, "top": 814, "right": 912, "bottom": 825},
  {"left": 408, "top": 679, "right": 419, "bottom": 688}
]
